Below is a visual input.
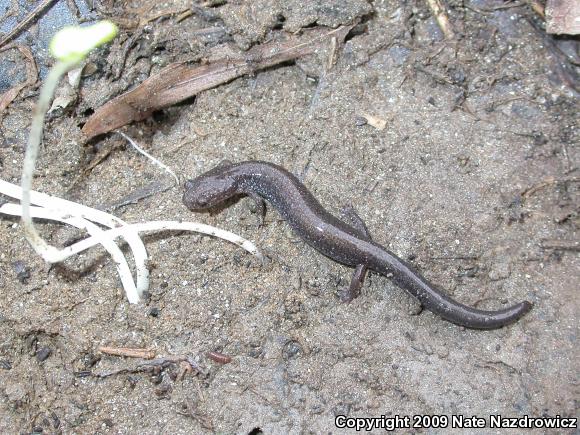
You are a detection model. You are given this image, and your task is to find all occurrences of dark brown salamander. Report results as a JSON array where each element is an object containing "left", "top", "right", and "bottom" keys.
[{"left": 183, "top": 161, "right": 533, "bottom": 329}]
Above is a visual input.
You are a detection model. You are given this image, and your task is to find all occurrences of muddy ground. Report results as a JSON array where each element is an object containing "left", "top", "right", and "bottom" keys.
[{"left": 0, "top": 0, "right": 578, "bottom": 433}]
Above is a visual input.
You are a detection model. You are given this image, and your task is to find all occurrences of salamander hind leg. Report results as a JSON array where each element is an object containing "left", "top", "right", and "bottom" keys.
[
  {"left": 249, "top": 192, "right": 266, "bottom": 227},
  {"left": 339, "top": 205, "right": 373, "bottom": 302},
  {"left": 340, "top": 264, "right": 369, "bottom": 302}
]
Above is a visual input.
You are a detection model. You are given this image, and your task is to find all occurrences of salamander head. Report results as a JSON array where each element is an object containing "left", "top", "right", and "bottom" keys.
[{"left": 183, "top": 163, "right": 238, "bottom": 210}]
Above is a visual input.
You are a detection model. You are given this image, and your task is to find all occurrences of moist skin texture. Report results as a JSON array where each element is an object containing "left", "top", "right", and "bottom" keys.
[{"left": 183, "top": 161, "right": 533, "bottom": 329}]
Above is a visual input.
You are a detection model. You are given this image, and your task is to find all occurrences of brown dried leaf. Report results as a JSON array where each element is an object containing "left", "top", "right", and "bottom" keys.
[
  {"left": 82, "top": 26, "right": 352, "bottom": 140},
  {"left": 0, "top": 44, "right": 38, "bottom": 119},
  {"left": 361, "top": 113, "right": 387, "bottom": 130}
]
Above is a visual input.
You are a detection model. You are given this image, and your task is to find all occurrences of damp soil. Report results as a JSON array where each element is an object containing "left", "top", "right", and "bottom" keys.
[{"left": 0, "top": 0, "right": 578, "bottom": 433}]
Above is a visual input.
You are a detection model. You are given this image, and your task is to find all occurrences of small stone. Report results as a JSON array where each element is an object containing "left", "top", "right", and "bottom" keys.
[
  {"left": 36, "top": 347, "right": 51, "bottom": 362},
  {"left": 102, "top": 418, "right": 114, "bottom": 428},
  {"left": 354, "top": 116, "right": 368, "bottom": 126},
  {"left": 292, "top": 274, "right": 302, "bottom": 290},
  {"left": 282, "top": 340, "right": 302, "bottom": 360}
]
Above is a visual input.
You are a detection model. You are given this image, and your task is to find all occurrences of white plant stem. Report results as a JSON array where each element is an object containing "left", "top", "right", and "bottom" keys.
[
  {"left": 3, "top": 203, "right": 140, "bottom": 302},
  {"left": 20, "top": 59, "right": 77, "bottom": 261},
  {"left": 3, "top": 178, "right": 149, "bottom": 299},
  {"left": 1, "top": 181, "right": 262, "bottom": 303},
  {"left": 1, "top": 203, "right": 263, "bottom": 261}
]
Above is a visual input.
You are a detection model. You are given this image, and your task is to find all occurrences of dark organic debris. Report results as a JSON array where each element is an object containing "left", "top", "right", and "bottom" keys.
[
  {"left": 12, "top": 260, "right": 31, "bottom": 284},
  {"left": 176, "top": 398, "right": 214, "bottom": 430},
  {"left": 101, "top": 181, "right": 173, "bottom": 211},
  {"left": 521, "top": 176, "right": 580, "bottom": 199},
  {"left": 91, "top": 355, "right": 207, "bottom": 380}
]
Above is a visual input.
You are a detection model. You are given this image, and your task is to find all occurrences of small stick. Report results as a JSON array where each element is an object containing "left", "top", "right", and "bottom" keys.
[
  {"left": 540, "top": 239, "right": 580, "bottom": 252},
  {"left": 425, "top": 0, "right": 455, "bottom": 39},
  {"left": 0, "top": 0, "right": 59, "bottom": 49},
  {"left": 521, "top": 176, "right": 580, "bottom": 198},
  {"left": 526, "top": 0, "right": 545, "bottom": 19},
  {"left": 327, "top": 36, "right": 339, "bottom": 70},
  {"left": 206, "top": 351, "right": 232, "bottom": 364},
  {"left": 98, "top": 346, "right": 155, "bottom": 359},
  {"left": 93, "top": 354, "right": 204, "bottom": 378}
]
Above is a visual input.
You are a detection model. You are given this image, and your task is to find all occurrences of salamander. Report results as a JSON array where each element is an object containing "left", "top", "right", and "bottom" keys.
[{"left": 183, "top": 160, "right": 532, "bottom": 329}]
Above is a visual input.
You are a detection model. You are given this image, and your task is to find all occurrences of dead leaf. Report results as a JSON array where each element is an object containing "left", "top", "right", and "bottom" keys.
[
  {"left": 82, "top": 25, "right": 353, "bottom": 140},
  {"left": 0, "top": 44, "right": 38, "bottom": 120},
  {"left": 361, "top": 113, "right": 387, "bottom": 130}
]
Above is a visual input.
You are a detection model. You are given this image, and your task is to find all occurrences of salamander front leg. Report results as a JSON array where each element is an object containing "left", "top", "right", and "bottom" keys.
[
  {"left": 340, "top": 205, "right": 371, "bottom": 238},
  {"left": 339, "top": 205, "right": 373, "bottom": 303}
]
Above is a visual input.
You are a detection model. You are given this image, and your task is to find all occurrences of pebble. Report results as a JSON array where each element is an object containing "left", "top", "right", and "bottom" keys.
[{"left": 36, "top": 347, "right": 51, "bottom": 362}]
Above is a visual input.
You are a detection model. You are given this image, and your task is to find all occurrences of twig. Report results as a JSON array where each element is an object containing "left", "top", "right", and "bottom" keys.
[
  {"left": 425, "top": 0, "right": 455, "bottom": 39},
  {"left": 526, "top": 0, "right": 545, "bottom": 19},
  {"left": 521, "top": 176, "right": 580, "bottom": 198},
  {"left": 98, "top": 346, "right": 155, "bottom": 359},
  {"left": 540, "top": 239, "right": 580, "bottom": 252},
  {"left": 428, "top": 255, "right": 479, "bottom": 260},
  {"left": 141, "top": 7, "right": 190, "bottom": 26},
  {"left": 467, "top": 1, "right": 526, "bottom": 14},
  {"left": 0, "top": 0, "right": 59, "bottom": 49},
  {"left": 93, "top": 354, "right": 204, "bottom": 378},
  {"left": 103, "top": 181, "right": 172, "bottom": 211}
]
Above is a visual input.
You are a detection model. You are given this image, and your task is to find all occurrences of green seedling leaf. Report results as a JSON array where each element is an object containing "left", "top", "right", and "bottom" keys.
[{"left": 49, "top": 20, "right": 118, "bottom": 63}]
